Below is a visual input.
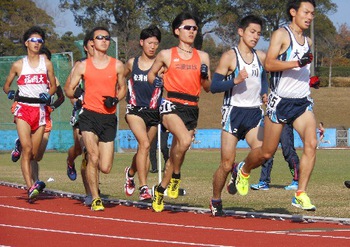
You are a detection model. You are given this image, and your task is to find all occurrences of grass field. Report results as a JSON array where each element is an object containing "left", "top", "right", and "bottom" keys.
[{"left": 1, "top": 148, "right": 349, "bottom": 218}]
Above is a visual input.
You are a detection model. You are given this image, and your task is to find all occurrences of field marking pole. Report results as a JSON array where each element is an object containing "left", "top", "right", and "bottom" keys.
[{"left": 157, "top": 124, "right": 162, "bottom": 184}]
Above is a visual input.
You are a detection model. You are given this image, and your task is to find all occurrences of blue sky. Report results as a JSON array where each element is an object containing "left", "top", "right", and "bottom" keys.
[{"left": 38, "top": 0, "right": 350, "bottom": 39}]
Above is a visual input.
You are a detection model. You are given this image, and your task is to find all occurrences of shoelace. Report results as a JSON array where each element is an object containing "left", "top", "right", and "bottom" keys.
[
  {"left": 171, "top": 181, "right": 179, "bottom": 191},
  {"left": 154, "top": 193, "right": 163, "bottom": 204}
]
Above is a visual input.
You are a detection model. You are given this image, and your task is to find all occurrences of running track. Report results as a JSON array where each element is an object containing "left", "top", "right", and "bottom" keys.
[{"left": 1, "top": 185, "right": 350, "bottom": 247}]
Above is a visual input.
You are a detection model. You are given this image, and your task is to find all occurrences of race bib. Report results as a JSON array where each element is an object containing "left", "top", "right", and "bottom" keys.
[
  {"left": 159, "top": 99, "right": 176, "bottom": 114},
  {"left": 267, "top": 92, "right": 281, "bottom": 112}
]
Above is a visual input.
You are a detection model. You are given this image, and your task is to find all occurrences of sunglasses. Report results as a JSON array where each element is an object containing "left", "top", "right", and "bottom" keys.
[
  {"left": 26, "top": 37, "right": 44, "bottom": 44},
  {"left": 94, "top": 35, "right": 111, "bottom": 41},
  {"left": 178, "top": 25, "right": 198, "bottom": 31}
]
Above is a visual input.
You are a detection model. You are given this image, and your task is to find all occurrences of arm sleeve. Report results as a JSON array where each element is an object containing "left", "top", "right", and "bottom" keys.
[
  {"left": 51, "top": 85, "right": 65, "bottom": 109},
  {"left": 210, "top": 72, "right": 235, "bottom": 94},
  {"left": 260, "top": 71, "right": 268, "bottom": 96}
]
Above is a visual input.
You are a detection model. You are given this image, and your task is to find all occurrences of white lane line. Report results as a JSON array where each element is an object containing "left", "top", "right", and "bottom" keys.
[
  {"left": 1, "top": 204, "right": 350, "bottom": 241},
  {"left": 0, "top": 223, "right": 233, "bottom": 247}
]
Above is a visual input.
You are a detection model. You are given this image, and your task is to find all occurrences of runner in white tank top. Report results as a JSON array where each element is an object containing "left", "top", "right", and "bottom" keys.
[
  {"left": 2, "top": 26, "right": 56, "bottom": 202},
  {"left": 270, "top": 25, "right": 311, "bottom": 98}
]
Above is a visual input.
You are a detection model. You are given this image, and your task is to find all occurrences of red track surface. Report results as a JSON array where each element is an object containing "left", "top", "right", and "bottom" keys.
[{"left": 1, "top": 185, "right": 350, "bottom": 247}]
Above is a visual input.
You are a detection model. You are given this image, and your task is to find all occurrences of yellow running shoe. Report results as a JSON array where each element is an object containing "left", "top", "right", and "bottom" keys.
[
  {"left": 91, "top": 197, "right": 105, "bottom": 211},
  {"left": 167, "top": 178, "right": 181, "bottom": 199},
  {"left": 152, "top": 186, "right": 164, "bottom": 212},
  {"left": 235, "top": 162, "right": 250, "bottom": 196},
  {"left": 292, "top": 192, "right": 316, "bottom": 211}
]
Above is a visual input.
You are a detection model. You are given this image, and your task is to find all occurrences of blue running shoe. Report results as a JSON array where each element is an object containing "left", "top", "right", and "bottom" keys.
[
  {"left": 250, "top": 181, "right": 269, "bottom": 190},
  {"left": 28, "top": 180, "right": 46, "bottom": 200},
  {"left": 285, "top": 180, "right": 298, "bottom": 190},
  {"left": 11, "top": 138, "right": 22, "bottom": 162},
  {"left": 67, "top": 160, "right": 77, "bottom": 181}
]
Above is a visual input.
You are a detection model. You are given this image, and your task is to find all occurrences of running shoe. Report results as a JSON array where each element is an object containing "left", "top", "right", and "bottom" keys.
[
  {"left": 250, "top": 181, "right": 270, "bottom": 190},
  {"left": 284, "top": 180, "right": 298, "bottom": 190},
  {"left": 345, "top": 181, "right": 350, "bottom": 189},
  {"left": 91, "top": 197, "right": 105, "bottom": 211},
  {"left": 152, "top": 186, "right": 164, "bottom": 212},
  {"left": 291, "top": 192, "right": 316, "bottom": 211},
  {"left": 67, "top": 161, "right": 77, "bottom": 181},
  {"left": 124, "top": 167, "right": 135, "bottom": 196},
  {"left": 11, "top": 138, "right": 22, "bottom": 162},
  {"left": 227, "top": 163, "right": 238, "bottom": 195},
  {"left": 210, "top": 199, "right": 225, "bottom": 217},
  {"left": 139, "top": 186, "right": 152, "bottom": 201},
  {"left": 167, "top": 178, "right": 181, "bottom": 199},
  {"left": 235, "top": 162, "right": 250, "bottom": 196},
  {"left": 84, "top": 195, "right": 93, "bottom": 206},
  {"left": 28, "top": 180, "right": 46, "bottom": 200}
]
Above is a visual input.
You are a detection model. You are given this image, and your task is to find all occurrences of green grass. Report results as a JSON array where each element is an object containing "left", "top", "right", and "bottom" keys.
[{"left": 1, "top": 149, "right": 349, "bottom": 218}]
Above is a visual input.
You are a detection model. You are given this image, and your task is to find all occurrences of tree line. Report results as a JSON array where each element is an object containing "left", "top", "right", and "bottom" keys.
[{"left": 1, "top": 0, "right": 349, "bottom": 72}]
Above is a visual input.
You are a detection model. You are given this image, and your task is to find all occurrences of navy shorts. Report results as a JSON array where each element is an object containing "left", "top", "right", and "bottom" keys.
[
  {"left": 221, "top": 105, "right": 263, "bottom": 140},
  {"left": 159, "top": 99, "right": 199, "bottom": 131},
  {"left": 266, "top": 92, "right": 313, "bottom": 124},
  {"left": 125, "top": 104, "right": 160, "bottom": 127},
  {"left": 79, "top": 108, "right": 117, "bottom": 142}
]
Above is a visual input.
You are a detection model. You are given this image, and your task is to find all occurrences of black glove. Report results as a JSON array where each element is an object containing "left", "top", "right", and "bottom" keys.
[
  {"left": 298, "top": 52, "right": 313, "bottom": 67},
  {"left": 39, "top": 92, "right": 51, "bottom": 105},
  {"left": 103, "top": 96, "right": 119, "bottom": 108},
  {"left": 73, "top": 87, "right": 84, "bottom": 99},
  {"left": 7, "top": 90, "right": 15, "bottom": 100},
  {"left": 200, "top": 64, "right": 208, "bottom": 79},
  {"left": 153, "top": 76, "right": 164, "bottom": 88}
]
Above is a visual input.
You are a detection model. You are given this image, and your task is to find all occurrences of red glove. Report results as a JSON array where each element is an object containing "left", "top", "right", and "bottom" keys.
[{"left": 309, "top": 76, "right": 320, "bottom": 89}]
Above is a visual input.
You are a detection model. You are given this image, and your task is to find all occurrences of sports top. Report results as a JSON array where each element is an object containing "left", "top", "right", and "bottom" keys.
[
  {"left": 83, "top": 57, "right": 118, "bottom": 114},
  {"left": 223, "top": 47, "right": 265, "bottom": 107},
  {"left": 126, "top": 56, "right": 162, "bottom": 109},
  {"left": 17, "top": 55, "right": 49, "bottom": 106},
  {"left": 164, "top": 47, "right": 201, "bottom": 106},
  {"left": 270, "top": 25, "right": 311, "bottom": 98}
]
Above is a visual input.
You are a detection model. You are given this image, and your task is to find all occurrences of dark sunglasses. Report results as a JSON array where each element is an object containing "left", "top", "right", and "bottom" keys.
[
  {"left": 26, "top": 37, "right": 44, "bottom": 44},
  {"left": 178, "top": 25, "right": 198, "bottom": 31},
  {"left": 94, "top": 35, "right": 111, "bottom": 41}
]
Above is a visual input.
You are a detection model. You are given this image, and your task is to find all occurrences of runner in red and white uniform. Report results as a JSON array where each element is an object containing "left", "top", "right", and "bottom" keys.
[{"left": 3, "top": 26, "right": 57, "bottom": 201}]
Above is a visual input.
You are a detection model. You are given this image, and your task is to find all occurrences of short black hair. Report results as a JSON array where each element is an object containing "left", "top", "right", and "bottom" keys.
[
  {"left": 90, "top": 26, "right": 110, "bottom": 40},
  {"left": 83, "top": 30, "right": 92, "bottom": 47},
  {"left": 140, "top": 25, "right": 161, "bottom": 42},
  {"left": 239, "top": 15, "right": 263, "bottom": 30},
  {"left": 39, "top": 46, "right": 51, "bottom": 60},
  {"left": 23, "top": 26, "right": 45, "bottom": 45},
  {"left": 287, "top": 0, "right": 316, "bottom": 21},
  {"left": 172, "top": 12, "right": 200, "bottom": 38}
]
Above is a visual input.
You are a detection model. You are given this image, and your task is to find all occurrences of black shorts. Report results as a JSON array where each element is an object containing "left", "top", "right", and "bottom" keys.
[
  {"left": 125, "top": 104, "right": 160, "bottom": 127},
  {"left": 79, "top": 108, "right": 117, "bottom": 142},
  {"left": 221, "top": 106, "right": 263, "bottom": 140},
  {"left": 159, "top": 99, "right": 199, "bottom": 130},
  {"left": 266, "top": 92, "right": 313, "bottom": 124}
]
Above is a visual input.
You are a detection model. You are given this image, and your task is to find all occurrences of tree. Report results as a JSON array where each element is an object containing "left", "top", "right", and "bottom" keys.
[
  {"left": 145, "top": 0, "right": 238, "bottom": 50},
  {"left": 59, "top": 0, "right": 147, "bottom": 61},
  {"left": 0, "top": 0, "right": 56, "bottom": 56}
]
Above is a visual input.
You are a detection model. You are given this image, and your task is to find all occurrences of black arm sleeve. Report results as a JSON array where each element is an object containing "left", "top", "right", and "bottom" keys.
[
  {"left": 260, "top": 71, "right": 268, "bottom": 96},
  {"left": 210, "top": 72, "right": 236, "bottom": 94},
  {"left": 51, "top": 85, "right": 65, "bottom": 109}
]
